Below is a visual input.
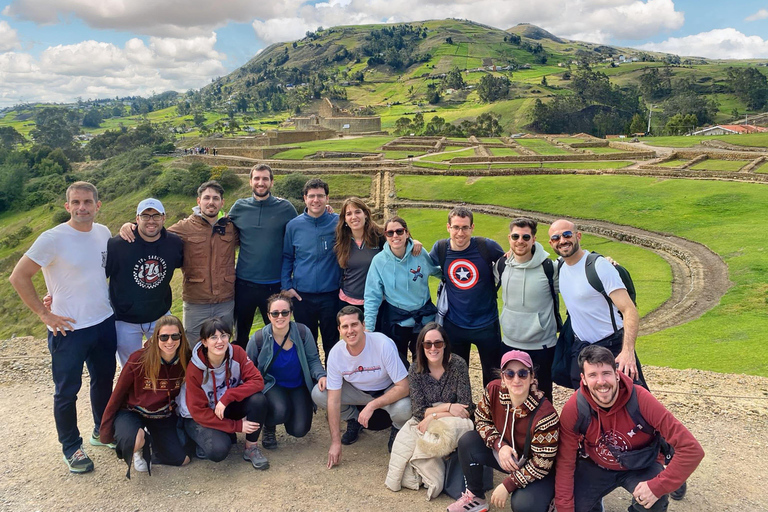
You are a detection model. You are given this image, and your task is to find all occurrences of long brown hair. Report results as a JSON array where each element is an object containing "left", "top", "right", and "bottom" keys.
[
  {"left": 414, "top": 322, "right": 452, "bottom": 374},
  {"left": 138, "top": 315, "right": 191, "bottom": 391},
  {"left": 334, "top": 197, "right": 383, "bottom": 268}
]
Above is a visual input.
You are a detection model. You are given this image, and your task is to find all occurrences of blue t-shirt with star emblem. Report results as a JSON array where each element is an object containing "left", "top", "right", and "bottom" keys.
[{"left": 429, "top": 237, "right": 504, "bottom": 329}]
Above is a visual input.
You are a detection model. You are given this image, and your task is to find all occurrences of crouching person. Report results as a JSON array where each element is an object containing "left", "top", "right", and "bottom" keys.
[
  {"left": 177, "top": 317, "right": 270, "bottom": 469},
  {"left": 313, "top": 306, "right": 411, "bottom": 468}
]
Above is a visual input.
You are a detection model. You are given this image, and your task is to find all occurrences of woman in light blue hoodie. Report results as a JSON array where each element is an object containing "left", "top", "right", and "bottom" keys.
[{"left": 364, "top": 216, "right": 441, "bottom": 367}]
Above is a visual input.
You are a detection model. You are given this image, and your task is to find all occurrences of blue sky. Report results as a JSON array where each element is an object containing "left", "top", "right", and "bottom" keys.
[{"left": 1, "top": 0, "right": 767, "bottom": 107}]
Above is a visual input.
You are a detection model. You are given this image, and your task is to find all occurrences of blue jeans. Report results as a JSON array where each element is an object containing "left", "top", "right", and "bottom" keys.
[{"left": 48, "top": 315, "right": 117, "bottom": 457}]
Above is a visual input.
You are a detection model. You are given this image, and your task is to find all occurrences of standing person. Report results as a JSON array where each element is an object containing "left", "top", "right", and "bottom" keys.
[
  {"left": 555, "top": 345, "right": 704, "bottom": 512},
  {"left": 312, "top": 306, "right": 411, "bottom": 467},
  {"left": 229, "top": 164, "right": 297, "bottom": 348},
  {"left": 176, "top": 317, "right": 270, "bottom": 469},
  {"left": 547, "top": 219, "right": 645, "bottom": 387},
  {"left": 364, "top": 216, "right": 441, "bottom": 367},
  {"left": 9, "top": 181, "right": 116, "bottom": 473},
  {"left": 107, "top": 198, "right": 183, "bottom": 367},
  {"left": 448, "top": 350, "right": 560, "bottom": 512},
  {"left": 495, "top": 218, "right": 560, "bottom": 402},
  {"left": 120, "top": 181, "right": 238, "bottom": 345},
  {"left": 282, "top": 178, "right": 341, "bottom": 359},
  {"left": 246, "top": 292, "right": 327, "bottom": 450},
  {"left": 429, "top": 206, "right": 505, "bottom": 386},
  {"left": 99, "top": 315, "right": 191, "bottom": 477}
]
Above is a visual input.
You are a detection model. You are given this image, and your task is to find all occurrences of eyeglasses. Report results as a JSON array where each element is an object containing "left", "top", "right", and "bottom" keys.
[
  {"left": 269, "top": 310, "right": 291, "bottom": 318},
  {"left": 207, "top": 333, "right": 230, "bottom": 342},
  {"left": 501, "top": 369, "right": 531, "bottom": 380},
  {"left": 139, "top": 213, "right": 164, "bottom": 221},
  {"left": 385, "top": 228, "right": 406, "bottom": 237},
  {"left": 423, "top": 340, "right": 445, "bottom": 349},
  {"left": 510, "top": 233, "right": 532, "bottom": 241},
  {"left": 449, "top": 225, "right": 472, "bottom": 233},
  {"left": 306, "top": 193, "right": 326, "bottom": 200},
  {"left": 158, "top": 333, "right": 181, "bottom": 342},
  {"left": 549, "top": 231, "right": 574, "bottom": 242}
]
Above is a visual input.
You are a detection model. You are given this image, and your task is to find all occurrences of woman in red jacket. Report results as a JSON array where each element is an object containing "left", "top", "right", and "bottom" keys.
[{"left": 99, "top": 315, "right": 191, "bottom": 478}]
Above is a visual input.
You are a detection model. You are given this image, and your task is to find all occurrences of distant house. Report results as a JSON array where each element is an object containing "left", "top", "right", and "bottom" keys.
[{"left": 690, "top": 124, "right": 768, "bottom": 136}]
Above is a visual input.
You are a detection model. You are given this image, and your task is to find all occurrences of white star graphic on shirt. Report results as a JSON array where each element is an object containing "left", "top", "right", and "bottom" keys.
[{"left": 456, "top": 267, "right": 470, "bottom": 280}]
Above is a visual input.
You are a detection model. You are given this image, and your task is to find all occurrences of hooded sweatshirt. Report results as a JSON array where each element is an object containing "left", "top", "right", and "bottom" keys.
[
  {"left": 498, "top": 242, "right": 558, "bottom": 349},
  {"left": 281, "top": 209, "right": 341, "bottom": 293},
  {"left": 555, "top": 372, "right": 705, "bottom": 512},
  {"left": 363, "top": 239, "right": 441, "bottom": 329},
  {"left": 177, "top": 342, "right": 264, "bottom": 433}
]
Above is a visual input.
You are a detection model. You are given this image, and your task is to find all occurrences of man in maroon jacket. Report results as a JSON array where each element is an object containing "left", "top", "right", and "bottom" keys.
[{"left": 555, "top": 345, "right": 704, "bottom": 512}]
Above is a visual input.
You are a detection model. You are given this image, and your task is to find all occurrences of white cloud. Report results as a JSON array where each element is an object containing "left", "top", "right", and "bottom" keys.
[
  {"left": 746, "top": 8, "right": 768, "bottom": 22},
  {"left": 639, "top": 28, "right": 768, "bottom": 59},
  {"left": 0, "top": 20, "right": 21, "bottom": 51}
]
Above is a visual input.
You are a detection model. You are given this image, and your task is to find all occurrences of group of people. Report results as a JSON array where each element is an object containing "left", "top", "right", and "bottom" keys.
[{"left": 9, "top": 163, "right": 704, "bottom": 511}]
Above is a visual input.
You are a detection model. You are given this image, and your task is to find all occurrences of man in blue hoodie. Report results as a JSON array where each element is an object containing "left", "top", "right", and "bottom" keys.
[{"left": 282, "top": 178, "right": 342, "bottom": 360}]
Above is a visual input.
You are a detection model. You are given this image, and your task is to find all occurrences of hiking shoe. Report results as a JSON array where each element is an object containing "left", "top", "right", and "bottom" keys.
[
  {"left": 132, "top": 451, "right": 149, "bottom": 473},
  {"left": 670, "top": 480, "right": 687, "bottom": 500},
  {"left": 262, "top": 426, "right": 277, "bottom": 450},
  {"left": 63, "top": 447, "right": 94, "bottom": 474},
  {"left": 388, "top": 426, "right": 399, "bottom": 453},
  {"left": 89, "top": 429, "right": 116, "bottom": 449},
  {"left": 195, "top": 445, "right": 208, "bottom": 460},
  {"left": 243, "top": 444, "right": 269, "bottom": 470},
  {"left": 341, "top": 418, "right": 364, "bottom": 445},
  {"left": 446, "top": 490, "right": 488, "bottom": 512}
]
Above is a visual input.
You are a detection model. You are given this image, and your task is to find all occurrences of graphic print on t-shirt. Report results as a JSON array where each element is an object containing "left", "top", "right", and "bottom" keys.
[
  {"left": 341, "top": 365, "right": 382, "bottom": 377},
  {"left": 447, "top": 259, "right": 479, "bottom": 289},
  {"left": 133, "top": 255, "right": 168, "bottom": 289},
  {"left": 595, "top": 429, "right": 630, "bottom": 466}
]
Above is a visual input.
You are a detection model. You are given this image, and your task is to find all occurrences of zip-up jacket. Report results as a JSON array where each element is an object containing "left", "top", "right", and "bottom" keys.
[{"left": 281, "top": 209, "right": 341, "bottom": 293}]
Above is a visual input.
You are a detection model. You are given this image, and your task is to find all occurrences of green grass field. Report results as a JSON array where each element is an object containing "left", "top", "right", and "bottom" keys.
[
  {"left": 490, "top": 147, "right": 520, "bottom": 156},
  {"left": 656, "top": 159, "right": 689, "bottom": 167},
  {"left": 643, "top": 133, "right": 768, "bottom": 148},
  {"left": 270, "top": 136, "right": 395, "bottom": 159},
  {"left": 421, "top": 148, "right": 476, "bottom": 162},
  {"left": 753, "top": 161, "right": 768, "bottom": 173},
  {"left": 690, "top": 159, "right": 749, "bottom": 171},
  {"left": 411, "top": 160, "right": 634, "bottom": 170},
  {"left": 516, "top": 138, "right": 573, "bottom": 155},
  {"left": 588, "top": 147, "right": 625, "bottom": 154}
]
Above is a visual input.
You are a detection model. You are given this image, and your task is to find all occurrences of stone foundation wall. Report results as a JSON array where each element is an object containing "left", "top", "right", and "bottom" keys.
[{"left": 450, "top": 151, "right": 654, "bottom": 163}]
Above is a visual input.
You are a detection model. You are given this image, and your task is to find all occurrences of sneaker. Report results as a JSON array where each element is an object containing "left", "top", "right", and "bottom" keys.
[
  {"left": 195, "top": 445, "right": 208, "bottom": 460},
  {"left": 388, "top": 426, "right": 399, "bottom": 453},
  {"left": 262, "top": 426, "right": 277, "bottom": 450},
  {"left": 341, "top": 418, "right": 364, "bottom": 445},
  {"left": 132, "top": 451, "right": 149, "bottom": 473},
  {"left": 243, "top": 444, "right": 269, "bottom": 470},
  {"left": 446, "top": 490, "right": 488, "bottom": 512},
  {"left": 670, "top": 480, "right": 687, "bottom": 500},
  {"left": 63, "top": 447, "right": 94, "bottom": 474},
  {"left": 89, "top": 429, "right": 116, "bottom": 449}
]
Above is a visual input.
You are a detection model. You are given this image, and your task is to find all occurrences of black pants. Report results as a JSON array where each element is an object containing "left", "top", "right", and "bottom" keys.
[
  {"left": 571, "top": 329, "right": 648, "bottom": 390},
  {"left": 503, "top": 344, "right": 555, "bottom": 403},
  {"left": 234, "top": 279, "right": 281, "bottom": 349},
  {"left": 264, "top": 384, "right": 313, "bottom": 437},
  {"left": 444, "top": 317, "right": 502, "bottom": 387},
  {"left": 390, "top": 324, "right": 418, "bottom": 369},
  {"left": 292, "top": 291, "right": 339, "bottom": 361},
  {"left": 458, "top": 430, "right": 554, "bottom": 511},
  {"left": 574, "top": 457, "right": 667, "bottom": 512},
  {"left": 113, "top": 410, "right": 186, "bottom": 467},
  {"left": 184, "top": 393, "right": 267, "bottom": 462}
]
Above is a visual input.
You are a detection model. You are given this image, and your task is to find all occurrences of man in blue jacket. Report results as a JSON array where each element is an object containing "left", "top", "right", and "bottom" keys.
[{"left": 282, "top": 178, "right": 342, "bottom": 360}]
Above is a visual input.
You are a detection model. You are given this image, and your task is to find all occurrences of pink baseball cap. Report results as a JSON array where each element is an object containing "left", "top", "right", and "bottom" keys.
[{"left": 500, "top": 350, "right": 533, "bottom": 370}]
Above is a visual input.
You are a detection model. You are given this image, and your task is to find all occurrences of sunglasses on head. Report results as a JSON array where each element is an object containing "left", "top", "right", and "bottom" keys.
[
  {"left": 510, "top": 233, "right": 532, "bottom": 241},
  {"left": 549, "top": 230, "right": 574, "bottom": 242},
  {"left": 385, "top": 228, "right": 406, "bottom": 237},
  {"left": 501, "top": 368, "right": 530, "bottom": 379},
  {"left": 423, "top": 340, "right": 445, "bottom": 349},
  {"left": 158, "top": 333, "right": 181, "bottom": 342},
  {"left": 269, "top": 310, "right": 291, "bottom": 318}
]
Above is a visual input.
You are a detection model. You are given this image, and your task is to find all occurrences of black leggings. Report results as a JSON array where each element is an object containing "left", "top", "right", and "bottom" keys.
[
  {"left": 184, "top": 393, "right": 267, "bottom": 462},
  {"left": 113, "top": 410, "right": 186, "bottom": 466},
  {"left": 264, "top": 384, "right": 313, "bottom": 437},
  {"left": 458, "top": 430, "right": 554, "bottom": 512}
]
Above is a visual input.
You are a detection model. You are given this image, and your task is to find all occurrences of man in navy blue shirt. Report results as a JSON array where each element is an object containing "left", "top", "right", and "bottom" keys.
[{"left": 429, "top": 206, "right": 504, "bottom": 385}]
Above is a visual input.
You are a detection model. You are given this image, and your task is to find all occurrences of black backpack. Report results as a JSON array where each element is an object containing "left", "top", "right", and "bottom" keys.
[{"left": 494, "top": 254, "right": 562, "bottom": 331}]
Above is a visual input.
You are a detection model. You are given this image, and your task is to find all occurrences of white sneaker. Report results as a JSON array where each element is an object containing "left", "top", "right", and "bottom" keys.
[{"left": 133, "top": 451, "right": 149, "bottom": 472}]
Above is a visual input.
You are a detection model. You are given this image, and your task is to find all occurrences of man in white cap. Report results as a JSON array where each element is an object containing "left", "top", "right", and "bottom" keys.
[{"left": 107, "top": 198, "right": 183, "bottom": 366}]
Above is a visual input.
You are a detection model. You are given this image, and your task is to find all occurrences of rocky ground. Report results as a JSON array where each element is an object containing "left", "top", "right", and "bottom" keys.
[{"left": 1, "top": 336, "right": 766, "bottom": 512}]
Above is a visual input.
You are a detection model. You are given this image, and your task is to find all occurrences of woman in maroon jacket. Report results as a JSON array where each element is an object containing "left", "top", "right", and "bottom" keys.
[{"left": 100, "top": 315, "right": 191, "bottom": 477}]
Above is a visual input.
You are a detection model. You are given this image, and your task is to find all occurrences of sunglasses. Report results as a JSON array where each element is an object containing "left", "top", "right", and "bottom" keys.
[
  {"left": 385, "top": 228, "right": 406, "bottom": 237},
  {"left": 158, "top": 333, "right": 181, "bottom": 342},
  {"left": 501, "top": 369, "right": 531, "bottom": 380},
  {"left": 423, "top": 340, "right": 445, "bottom": 349},
  {"left": 549, "top": 230, "right": 574, "bottom": 242},
  {"left": 510, "top": 233, "right": 532, "bottom": 241},
  {"left": 269, "top": 310, "right": 291, "bottom": 318}
]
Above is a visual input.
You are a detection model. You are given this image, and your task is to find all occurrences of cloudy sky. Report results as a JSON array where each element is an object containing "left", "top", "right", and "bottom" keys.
[{"left": 0, "top": 0, "right": 767, "bottom": 107}]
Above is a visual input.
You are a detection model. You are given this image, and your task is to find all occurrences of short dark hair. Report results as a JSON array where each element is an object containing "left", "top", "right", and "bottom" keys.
[
  {"left": 336, "top": 305, "right": 364, "bottom": 326},
  {"left": 578, "top": 345, "right": 616, "bottom": 373},
  {"left": 448, "top": 206, "right": 473, "bottom": 225},
  {"left": 199, "top": 317, "right": 233, "bottom": 340},
  {"left": 66, "top": 181, "right": 99, "bottom": 202},
  {"left": 509, "top": 217, "right": 537, "bottom": 235},
  {"left": 414, "top": 322, "right": 451, "bottom": 374},
  {"left": 197, "top": 180, "right": 224, "bottom": 198},
  {"left": 303, "top": 178, "right": 329, "bottom": 196},
  {"left": 250, "top": 163, "right": 273, "bottom": 180}
]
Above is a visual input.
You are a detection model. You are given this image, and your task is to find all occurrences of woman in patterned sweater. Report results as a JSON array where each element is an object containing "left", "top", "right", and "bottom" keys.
[{"left": 448, "top": 350, "right": 560, "bottom": 512}]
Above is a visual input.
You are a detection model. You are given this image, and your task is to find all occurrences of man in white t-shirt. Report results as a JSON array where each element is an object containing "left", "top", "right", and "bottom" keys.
[
  {"left": 548, "top": 219, "right": 646, "bottom": 389},
  {"left": 9, "top": 181, "right": 116, "bottom": 474},
  {"left": 312, "top": 306, "right": 410, "bottom": 468}
]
